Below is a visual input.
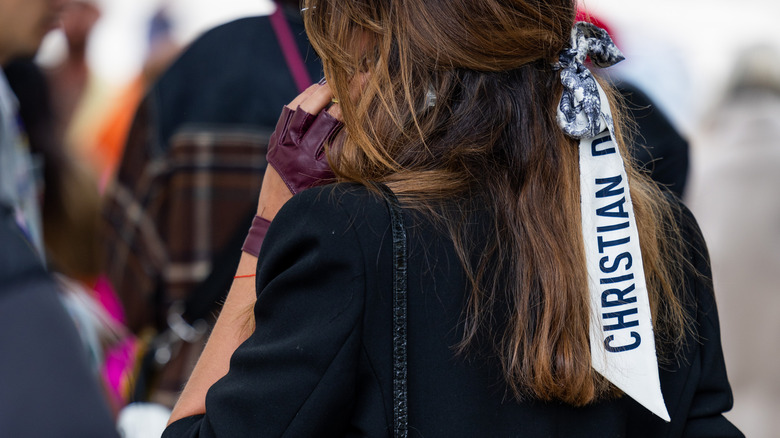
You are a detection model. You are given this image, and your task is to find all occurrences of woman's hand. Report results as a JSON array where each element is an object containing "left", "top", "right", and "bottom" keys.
[
  {"left": 256, "top": 82, "right": 343, "bottom": 221},
  {"left": 167, "top": 82, "right": 343, "bottom": 426}
]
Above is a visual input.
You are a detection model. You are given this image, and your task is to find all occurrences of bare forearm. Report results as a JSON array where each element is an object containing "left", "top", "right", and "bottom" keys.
[
  {"left": 167, "top": 252, "right": 258, "bottom": 424},
  {"left": 256, "top": 166, "right": 293, "bottom": 219}
]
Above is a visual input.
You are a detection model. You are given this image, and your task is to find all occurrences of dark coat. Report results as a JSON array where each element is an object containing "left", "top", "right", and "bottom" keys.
[
  {"left": 164, "top": 184, "right": 742, "bottom": 437},
  {"left": 0, "top": 204, "right": 119, "bottom": 437}
]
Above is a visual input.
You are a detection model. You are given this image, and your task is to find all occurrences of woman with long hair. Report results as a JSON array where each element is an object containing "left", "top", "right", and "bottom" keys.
[{"left": 164, "top": 0, "right": 742, "bottom": 436}]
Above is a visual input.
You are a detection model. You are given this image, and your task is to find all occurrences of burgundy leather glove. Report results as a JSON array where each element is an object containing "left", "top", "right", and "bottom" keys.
[{"left": 266, "top": 105, "right": 344, "bottom": 195}]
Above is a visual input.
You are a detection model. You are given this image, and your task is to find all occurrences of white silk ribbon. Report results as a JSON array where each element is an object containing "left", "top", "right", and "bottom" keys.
[{"left": 578, "top": 82, "right": 670, "bottom": 422}]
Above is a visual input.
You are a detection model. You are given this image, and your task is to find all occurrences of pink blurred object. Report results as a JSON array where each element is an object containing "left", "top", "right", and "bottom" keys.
[{"left": 94, "top": 275, "right": 138, "bottom": 405}]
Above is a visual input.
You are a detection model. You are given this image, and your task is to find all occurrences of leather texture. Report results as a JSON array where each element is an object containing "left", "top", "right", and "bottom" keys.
[
  {"left": 266, "top": 105, "right": 343, "bottom": 194},
  {"left": 242, "top": 215, "right": 272, "bottom": 257}
]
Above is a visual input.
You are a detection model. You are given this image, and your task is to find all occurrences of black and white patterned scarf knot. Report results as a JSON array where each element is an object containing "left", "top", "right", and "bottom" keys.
[{"left": 554, "top": 22, "right": 625, "bottom": 139}]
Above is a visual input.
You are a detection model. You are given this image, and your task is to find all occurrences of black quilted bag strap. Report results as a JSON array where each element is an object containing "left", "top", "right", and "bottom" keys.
[{"left": 372, "top": 182, "right": 408, "bottom": 438}]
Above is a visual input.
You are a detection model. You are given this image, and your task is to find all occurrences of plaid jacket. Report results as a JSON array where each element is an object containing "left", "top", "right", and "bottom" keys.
[{"left": 102, "top": 13, "right": 321, "bottom": 334}]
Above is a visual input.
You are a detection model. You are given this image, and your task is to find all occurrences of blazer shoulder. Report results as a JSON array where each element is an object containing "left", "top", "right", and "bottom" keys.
[{"left": 283, "top": 183, "right": 393, "bottom": 230}]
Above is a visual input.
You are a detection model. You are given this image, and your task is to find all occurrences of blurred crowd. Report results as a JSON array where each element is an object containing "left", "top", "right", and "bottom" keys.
[{"left": 0, "top": 0, "right": 777, "bottom": 437}]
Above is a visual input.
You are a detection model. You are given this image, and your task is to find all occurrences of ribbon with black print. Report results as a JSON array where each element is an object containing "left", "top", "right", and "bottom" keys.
[{"left": 557, "top": 22, "right": 670, "bottom": 421}]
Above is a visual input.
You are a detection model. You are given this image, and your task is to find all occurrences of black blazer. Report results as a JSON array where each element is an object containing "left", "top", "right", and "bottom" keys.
[{"left": 164, "top": 184, "right": 742, "bottom": 437}]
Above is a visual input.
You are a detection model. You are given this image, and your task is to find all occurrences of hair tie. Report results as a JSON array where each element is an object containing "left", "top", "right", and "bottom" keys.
[
  {"left": 554, "top": 22, "right": 670, "bottom": 422},
  {"left": 554, "top": 22, "right": 625, "bottom": 139}
]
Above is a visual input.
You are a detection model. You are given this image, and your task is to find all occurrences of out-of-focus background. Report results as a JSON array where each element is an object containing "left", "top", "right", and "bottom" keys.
[
  {"left": 18, "top": 0, "right": 780, "bottom": 436},
  {"left": 38, "top": 0, "right": 272, "bottom": 84},
  {"left": 39, "top": 0, "right": 779, "bottom": 135}
]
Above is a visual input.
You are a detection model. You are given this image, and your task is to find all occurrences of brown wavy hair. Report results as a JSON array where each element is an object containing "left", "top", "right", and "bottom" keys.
[{"left": 304, "top": 0, "right": 690, "bottom": 406}]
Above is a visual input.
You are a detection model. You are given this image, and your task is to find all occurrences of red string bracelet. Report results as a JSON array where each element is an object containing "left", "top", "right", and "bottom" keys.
[{"left": 234, "top": 274, "right": 256, "bottom": 279}]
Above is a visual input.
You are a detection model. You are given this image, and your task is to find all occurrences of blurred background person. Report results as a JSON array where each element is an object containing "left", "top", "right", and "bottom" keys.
[
  {"left": 46, "top": 0, "right": 101, "bottom": 147},
  {"left": 0, "top": 0, "right": 120, "bottom": 435},
  {"left": 25, "top": 0, "right": 183, "bottom": 412},
  {"left": 685, "top": 44, "right": 780, "bottom": 438},
  {"left": 5, "top": 0, "right": 128, "bottom": 415},
  {"left": 0, "top": 192, "right": 120, "bottom": 437},
  {"left": 4, "top": 55, "right": 125, "bottom": 416},
  {"left": 91, "top": 4, "right": 180, "bottom": 187},
  {"left": 4, "top": 58, "right": 100, "bottom": 283},
  {"left": 101, "top": 0, "right": 321, "bottom": 410},
  {"left": 42, "top": 0, "right": 176, "bottom": 187},
  {"left": 0, "top": 0, "right": 53, "bottom": 255}
]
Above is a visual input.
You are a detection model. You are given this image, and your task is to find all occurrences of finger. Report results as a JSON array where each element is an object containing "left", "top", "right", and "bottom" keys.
[
  {"left": 323, "top": 73, "right": 368, "bottom": 121},
  {"left": 286, "top": 83, "right": 320, "bottom": 109},
  {"left": 298, "top": 83, "right": 334, "bottom": 115}
]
